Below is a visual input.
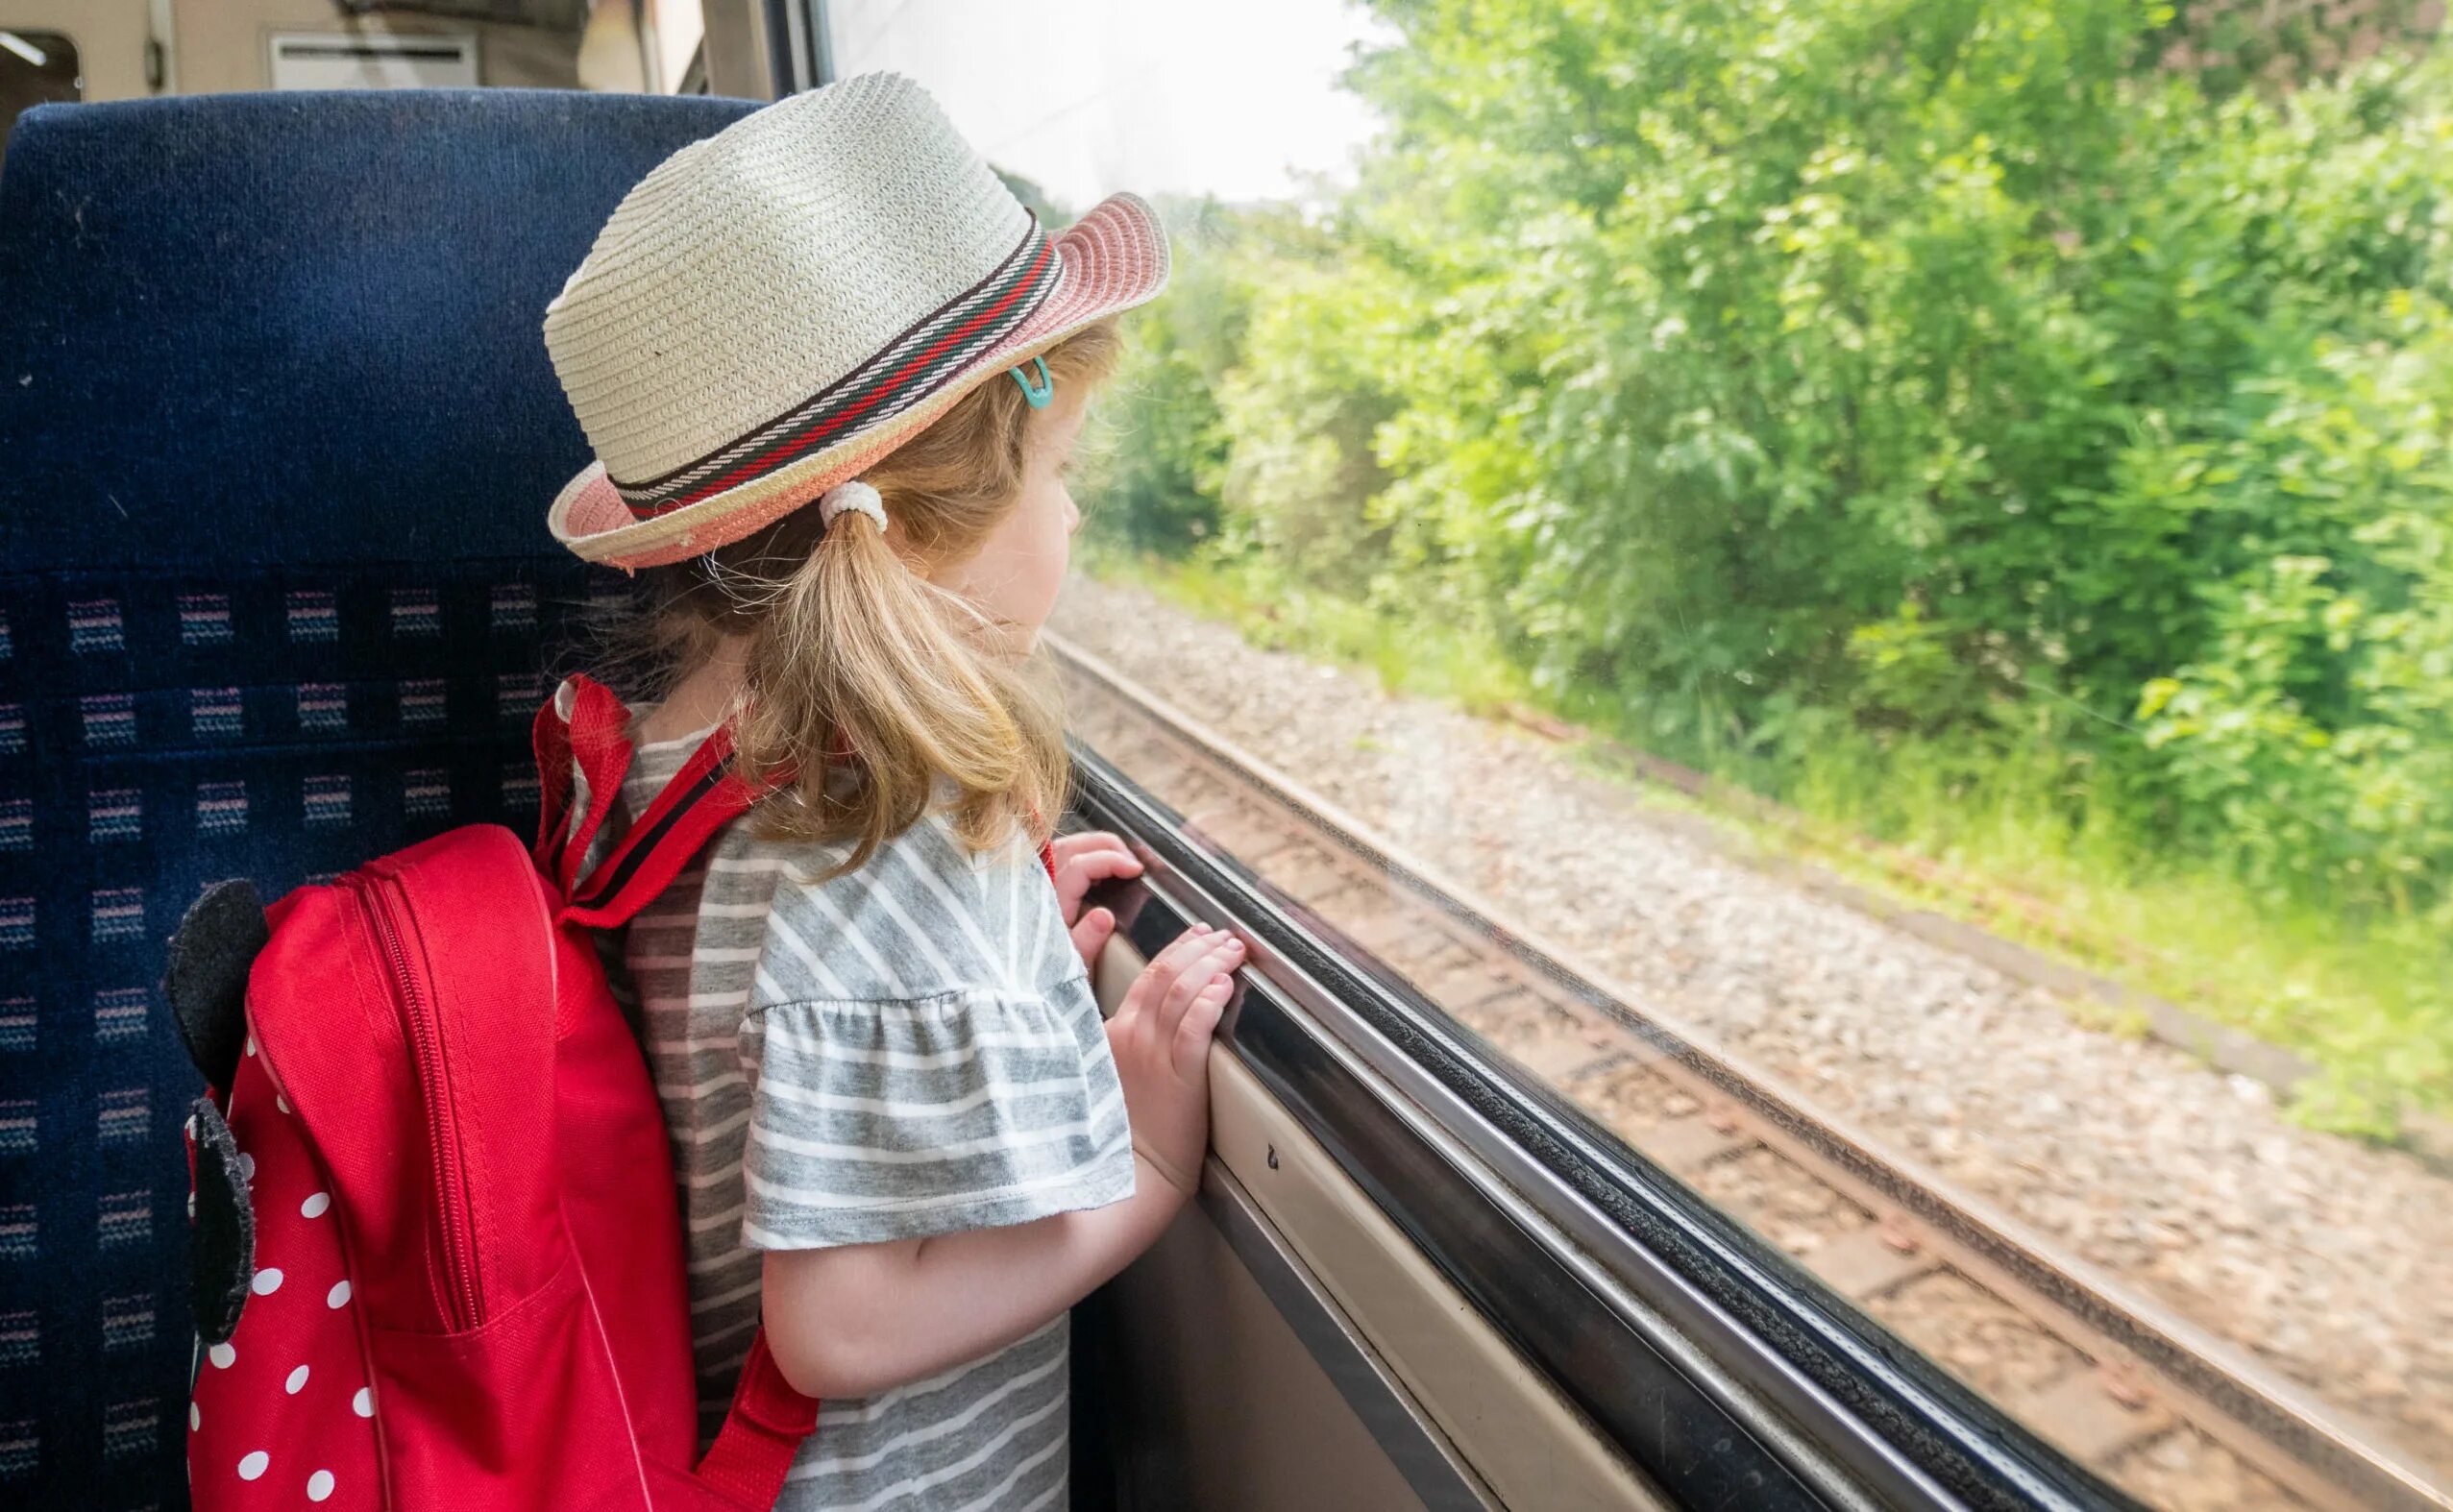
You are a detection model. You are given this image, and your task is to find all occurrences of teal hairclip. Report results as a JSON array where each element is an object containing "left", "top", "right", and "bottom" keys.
[{"left": 1010, "top": 355, "right": 1054, "bottom": 409}]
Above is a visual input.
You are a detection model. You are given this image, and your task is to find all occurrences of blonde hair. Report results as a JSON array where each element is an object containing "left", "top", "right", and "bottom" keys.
[{"left": 622, "top": 318, "right": 1124, "bottom": 875}]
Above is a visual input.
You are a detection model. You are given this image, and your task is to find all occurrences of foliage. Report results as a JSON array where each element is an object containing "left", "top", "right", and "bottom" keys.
[
  {"left": 2154, "top": 0, "right": 2444, "bottom": 97},
  {"left": 2136, "top": 298, "right": 2453, "bottom": 916},
  {"left": 1078, "top": 197, "right": 1243, "bottom": 555},
  {"left": 1081, "top": 5, "right": 2453, "bottom": 1122}
]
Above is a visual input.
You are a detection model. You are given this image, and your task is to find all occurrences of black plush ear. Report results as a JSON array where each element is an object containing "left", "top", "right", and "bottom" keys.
[
  {"left": 189, "top": 1094, "right": 256, "bottom": 1345},
  {"left": 162, "top": 881, "right": 267, "bottom": 1090}
]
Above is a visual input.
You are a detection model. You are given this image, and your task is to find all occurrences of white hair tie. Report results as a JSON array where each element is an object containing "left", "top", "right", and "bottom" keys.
[{"left": 818, "top": 478, "right": 888, "bottom": 533}]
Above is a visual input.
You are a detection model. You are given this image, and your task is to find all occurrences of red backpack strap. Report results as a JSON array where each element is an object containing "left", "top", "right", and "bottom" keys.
[
  {"left": 544, "top": 692, "right": 823, "bottom": 1493},
  {"left": 694, "top": 1332, "right": 822, "bottom": 1503},
  {"left": 531, "top": 672, "right": 637, "bottom": 894},
  {"left": 532, "top": 676, "right": 776, "bottom": 927},
  {"left": 558, "top": 722, "right": 769, "bottom": 929},
  {"left": 573, "top": 733, "right": 825, "bottom": 1498},
  {"left": 531, "top": 681, "right": 581, "bottom": 863}
]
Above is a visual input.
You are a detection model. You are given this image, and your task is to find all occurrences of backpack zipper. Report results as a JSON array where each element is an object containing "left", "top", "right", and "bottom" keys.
[{"left": 359, "top": 873, "right": 483, "bottom": 1332}]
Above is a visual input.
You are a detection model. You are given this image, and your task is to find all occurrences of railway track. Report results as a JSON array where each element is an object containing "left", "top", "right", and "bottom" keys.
[{"left": 1048, "top": 631, "right": 2449, "bottom": 1512}]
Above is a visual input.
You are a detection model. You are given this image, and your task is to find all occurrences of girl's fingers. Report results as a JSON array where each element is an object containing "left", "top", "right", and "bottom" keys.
[
  {"left": 1055, "top": 831, "right": 1138, "bottom": 866},
  {"left": 1174, "top": 979, "right": 1231, "bottom": 1075},
  {"left": 1126, "top": 926, "right": 1225, "bottom": 1015},
  {"left": 1052, "top": 834, "right": 1141, "bottom": 910},
  {"left": 1146, "top": 925, "right": 1217, "bottom": 979},
  {"left": 1146, "top": 943, "right": 1216, "bottom": 1025},
  {"left": 1084, "top": 832, "right": 1139, "bottom": 865},
  {"left": 1069, "top": 906, "right": 1116, "bottom": 967},
  {"left": 1158, "top": 939, "right": 1243, "bottom": 1030},
  {"left": 1066, "top": 850, "right": 1143, "bottom": 887},
  {"left": 1051, "top": 830, "right": 1100, "bottom": 862}
]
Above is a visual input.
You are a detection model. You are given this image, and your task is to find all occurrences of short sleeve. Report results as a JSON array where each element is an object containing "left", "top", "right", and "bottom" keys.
[{"left": 738, "top": 980, "right": 1137, "bottom": 1250}]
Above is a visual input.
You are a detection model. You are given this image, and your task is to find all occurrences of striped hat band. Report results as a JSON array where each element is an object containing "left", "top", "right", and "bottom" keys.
[{"left": 611, "top": 217, "right": 1060, "bottom": 520}]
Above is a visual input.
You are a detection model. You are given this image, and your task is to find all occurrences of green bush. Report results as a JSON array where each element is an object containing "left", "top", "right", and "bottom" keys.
[
  {"left": 1082, "top": 2, "right": 2453, "bottom": 1118},
  {"left": 2137, "top": 296, "right": 2453, "bottom": 918}
]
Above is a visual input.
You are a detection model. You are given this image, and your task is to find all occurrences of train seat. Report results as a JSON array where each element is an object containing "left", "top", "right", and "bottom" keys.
[{"left": 0, "top": 87, "right": 756, "bottom": 1508}]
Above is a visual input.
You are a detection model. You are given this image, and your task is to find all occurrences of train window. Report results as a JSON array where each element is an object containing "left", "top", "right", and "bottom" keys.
[
  {"left": 3, "top": 2, "right": 2442, "bottom": 1508},
  {"left": 0, "top": 30, "right": 78, "bottom": 153},
  {"left": 839, "top": 3, "right": 2453, "bottom": 1508}
]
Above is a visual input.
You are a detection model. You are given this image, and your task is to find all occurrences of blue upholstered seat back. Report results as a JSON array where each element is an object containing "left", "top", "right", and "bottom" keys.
[{"left": 0, "top": 88, "right": 758, "bottom": 1507}]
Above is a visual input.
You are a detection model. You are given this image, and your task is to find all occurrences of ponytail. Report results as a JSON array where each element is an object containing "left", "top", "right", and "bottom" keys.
[
  {"left": 626, "top": 318, "right": 1123, "bottom": 874},
  {"left": 732, "top": 500, "right": 1065, "bottom": 876}
]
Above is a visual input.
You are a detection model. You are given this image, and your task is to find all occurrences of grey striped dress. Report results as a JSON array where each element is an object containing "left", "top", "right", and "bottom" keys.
[{"left": 572, "top": 701, "right": 1137, "bottom": 1511}]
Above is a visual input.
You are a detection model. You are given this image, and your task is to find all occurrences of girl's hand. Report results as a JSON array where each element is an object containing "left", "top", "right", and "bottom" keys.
[
  {"left": 1107, "top": 923, "right": 1241, "bottom": 1199},
  {"left": 1052, "top": 830, "right": 1142, "bottom": 970}
]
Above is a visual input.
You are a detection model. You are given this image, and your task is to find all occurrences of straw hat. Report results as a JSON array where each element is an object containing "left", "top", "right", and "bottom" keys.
[{"left": 541, "top": 71, "right": 1171, "bottom": 569}]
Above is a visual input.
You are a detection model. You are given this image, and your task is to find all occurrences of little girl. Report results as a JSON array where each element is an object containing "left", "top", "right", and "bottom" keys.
[{"left": 537, "top": 74, "right": 1236, "bottom": 1508}]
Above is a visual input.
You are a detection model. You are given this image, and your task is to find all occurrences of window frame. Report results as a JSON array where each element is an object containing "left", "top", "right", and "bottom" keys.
[
  {"left": 1068, "top": 739, "right": 2129, "bottom": 1512},
  {"left": 761, "top": 0, "right": 831, "bottom": 94}
]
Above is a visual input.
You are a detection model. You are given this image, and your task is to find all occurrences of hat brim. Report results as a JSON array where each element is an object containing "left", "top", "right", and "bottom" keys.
[{"left": 547, "top": 190, "right": 1171, "bottom": 570}]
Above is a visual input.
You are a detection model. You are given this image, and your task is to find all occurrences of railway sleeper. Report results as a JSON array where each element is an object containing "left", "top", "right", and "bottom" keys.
[{"left": 2013, "top": 1367, "right": 2180, "bottom": 1469}]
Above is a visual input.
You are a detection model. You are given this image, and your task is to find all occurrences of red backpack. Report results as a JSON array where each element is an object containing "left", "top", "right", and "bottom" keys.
[{"left": 171, "top": 675, "right": 819, "bottom": 1510}]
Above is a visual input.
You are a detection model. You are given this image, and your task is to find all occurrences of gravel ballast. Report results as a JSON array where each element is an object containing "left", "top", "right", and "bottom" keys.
[{"left": 1049, "top": 573, "right": 2453, "bottom": 1477}]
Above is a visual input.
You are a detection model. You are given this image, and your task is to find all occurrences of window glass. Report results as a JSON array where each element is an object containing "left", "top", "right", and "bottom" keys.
[{"left": 838, "top": 4, "right": 2453, "bottom": 1507}]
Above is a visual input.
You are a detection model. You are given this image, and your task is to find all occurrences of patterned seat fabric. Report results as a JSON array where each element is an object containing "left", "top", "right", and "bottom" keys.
[{"left": 0, "top": 88, "right": 757, "bottom": 1508}]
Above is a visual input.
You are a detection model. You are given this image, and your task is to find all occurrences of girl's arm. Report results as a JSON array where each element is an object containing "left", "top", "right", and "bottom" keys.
[
  {"left": 760, "top": 1150, "right": 1184, "bottom": 1399},
  {"left": 760, "top": 926, "right": 1243, "bottom": 1400}
]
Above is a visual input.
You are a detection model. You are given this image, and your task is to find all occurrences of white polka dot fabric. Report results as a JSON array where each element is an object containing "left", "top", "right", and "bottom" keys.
[
  {"left": 185, "top": 1026, "right": 374, "bottom": 1508},
  {"left": 174, "top": 710, "right": 822, "bottom": 1507}
]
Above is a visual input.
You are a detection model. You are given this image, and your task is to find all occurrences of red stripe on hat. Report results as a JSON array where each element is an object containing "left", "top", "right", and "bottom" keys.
[{"left": 662, "top": 239, "right": 1057, "bottom": 510}]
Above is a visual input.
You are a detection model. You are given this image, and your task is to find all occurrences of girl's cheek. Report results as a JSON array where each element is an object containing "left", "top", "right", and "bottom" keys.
[
  {"left": 1024, "top": 529, "right": 1068, "bottom": 630},
  {"left": 1034, "top": 489, "right": 1073, "bottom": 590}
]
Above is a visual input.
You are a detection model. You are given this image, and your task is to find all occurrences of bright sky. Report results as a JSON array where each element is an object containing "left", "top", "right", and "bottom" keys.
[{"left": 824, "top": 0, "right": 1388, "bottom": 210}]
